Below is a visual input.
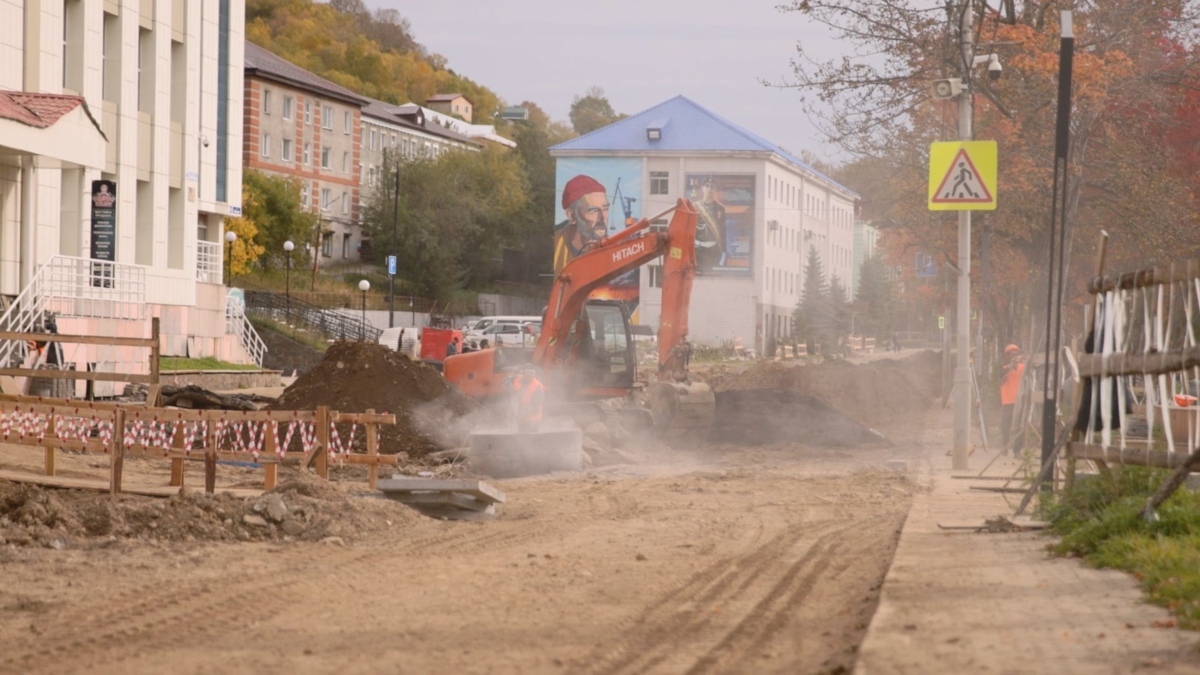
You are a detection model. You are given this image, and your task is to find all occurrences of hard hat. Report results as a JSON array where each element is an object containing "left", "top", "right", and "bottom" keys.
[{"left": 1004, "top": 344, "right": 1020, "bottom": 355}]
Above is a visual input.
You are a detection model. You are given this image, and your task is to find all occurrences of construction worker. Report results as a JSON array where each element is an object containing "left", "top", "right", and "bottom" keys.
[
  {"left": 1000, "top": 344, "right": 1025, "bottom": 453},
  {"left": 445, "top": 336, "right": 459, "bottom": 358},
  {"left": 511, "top": 367, "right": 545, "bottom": 433}
]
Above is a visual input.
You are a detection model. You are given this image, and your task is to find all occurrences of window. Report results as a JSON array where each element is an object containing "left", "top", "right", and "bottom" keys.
[
  {"left": 391, "top": 134, "right": 397, "bottom": 148},
  {"left": 322, "top": 105, "right": 333, "bottom": 129},
  {"left": 282, "top": 96, "right": 293, "bottom": 120},
  {"left": 648, "top": 265, "right": 663, "bottom": 288},
  {"left": 368, "top": 166, "right": 375, "bottom": 186},
  {"left": 342, "top": 151, "right": 349, "bottom": 173},
  {"left": 343, "top": 111, "right": 351, "bottom": 134},
  {"left": 262, "top": 89, "right": 271, "bottom": 115},
  {"left": 321, "top": 188, "right": 332, "bottom": 211},
  {"left": 341, "top": 192, "right": 349, "bottom": 215},
  {"left": 321, "top": 146, "right": 330, "bottom": 169},
  {"left": 342, "top": 233, "right": 351, "bottom": 259},
  {"left": 301, "top": 183, "right": 309, "bottom": 208},
  {"left": 260, "top": 133, "right": 270, "bottom": 158},
  {"left": 303, "top": 143, "right": 311, "bottom": 165},
  {"left": 304, "top": 101, "right": 312, "bottom": 125},
  {"left": 369, "top": 129, "right": 376, "bottom": 151},
  {"left": 321, "top": 232, "right": 333, "bottom": 257},
  {"left": 282, "top": 138, "right": 293, "bottom": 161},
  {"left": 650, "top": 172, "right": 669, "bottom": 195}
]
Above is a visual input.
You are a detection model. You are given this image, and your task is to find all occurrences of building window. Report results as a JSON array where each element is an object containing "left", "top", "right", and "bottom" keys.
[
  {"left": 648, "top": 265, "right": 663, "bottom": 288},
  {"left": 391, "top": 134, "right": 397, "bottom": 148},
  {"left": 260, "top": 133, "right": 270, "bottom": 158},
  {"left": 650, "top": 171, "right": 669, "bottom": 195},
  {"left": 321, "top": 232, "right": 333, "bottom": 257},
  {"left": 342, "top": 233, "right": 351, "bottom": 259},
  {"left": 343, "top": 111, "right": 351, "bottom": 134},
  {"left": 321, "top": 188, "right": 332, "bottom": 211},
  {"left": 301, "top": 183, "right": 309, "bottom": 208},
  {"left": 369, "top": 129, "right": 376, "bottom": 151},
  {"left": 368, "top": 166, "right": 375, "bottom": 186},
  {"left": 282, "top": 138, "right": 293, "bottom": 161},
  {"left": 262, "top": 89, "right": 271, "bottom": 115},
  {"left": 321, "top": 146, "right": 330, "bottom": 169},
  {"left": 341, "top": 192, "right": 349, "bottom": 215},
  {"left": 282, "top": 96, "right": 293, "bottom": 120},
  {"left": 322, "top": 105, "right": 333, "bottom": 129},
  {"left": 305, "top": 101, "right": 312, "bottom": 125},
  {"left": 342, "top": 151, "right": 349, "bottom": 173},
  {"left": 303, "top": 142, "right": 311, "bottom": 165}
]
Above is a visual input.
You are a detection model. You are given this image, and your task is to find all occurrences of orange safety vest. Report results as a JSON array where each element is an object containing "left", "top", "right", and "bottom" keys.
[
  {"left": 513, "top": 375, "right": 545, "bottom": 422},
  {"left": 1000, "top": 362, "right": 1024, "bottom": 405}
]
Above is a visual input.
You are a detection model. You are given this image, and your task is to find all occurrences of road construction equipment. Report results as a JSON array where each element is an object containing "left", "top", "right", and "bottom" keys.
[{"left": 444, "top": 198, "right": 714, "bottom": 442}]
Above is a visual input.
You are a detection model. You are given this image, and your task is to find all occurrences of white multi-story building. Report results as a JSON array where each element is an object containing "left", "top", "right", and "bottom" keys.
[
  {"left": 1, "top": 0, "right": 251, "bottom": 371},
  {"left": 550, "top": 95, "right": 858, "bottom": 355}
]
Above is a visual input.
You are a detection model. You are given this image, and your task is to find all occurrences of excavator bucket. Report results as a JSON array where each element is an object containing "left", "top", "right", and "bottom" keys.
[{"left": 645, "top": 380, "right": 716, "bottom": 444}]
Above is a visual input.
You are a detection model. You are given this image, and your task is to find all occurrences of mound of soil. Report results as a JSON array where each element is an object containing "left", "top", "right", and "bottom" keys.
[
  {"left": 0, "top": 470, "right": 421, "bottom": 549},
  {"left": 269, "top": 341, "right": 476, "bottom": 457},
  {"left": 710, "top": 390, "right": 888, "bottom": 447},
  {"left": 714, "top": 351, "right": 942, "bottom": 430}
]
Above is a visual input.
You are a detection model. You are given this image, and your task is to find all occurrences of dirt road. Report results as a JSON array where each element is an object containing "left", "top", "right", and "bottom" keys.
[{"left": 0, "top": 435, "right": 920, "bottom": 675}]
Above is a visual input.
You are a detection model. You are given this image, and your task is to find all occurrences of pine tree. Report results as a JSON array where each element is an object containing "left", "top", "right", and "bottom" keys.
[
  {"left": 794, "top": 246, "right": 830, "bottom": 356},
  {"left": 855, "top": 254, "right": 896, "bottom": 338}
]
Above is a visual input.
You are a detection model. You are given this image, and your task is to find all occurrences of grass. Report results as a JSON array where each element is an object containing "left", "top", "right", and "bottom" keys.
[
  {"left": 1044, "top": 466, "right": 1200, "bottom": 628},
  {"left": 159, "top": 356, "right": 262, "bottom": 371}
]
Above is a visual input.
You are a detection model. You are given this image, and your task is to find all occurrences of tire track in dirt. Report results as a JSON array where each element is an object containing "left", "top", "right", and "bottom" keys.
[
  {"left": 578, "top": 520, "right": 851, "bottom": 675},
  {"left": 0, "top": 576, "right": 293, "bottom": 675}
]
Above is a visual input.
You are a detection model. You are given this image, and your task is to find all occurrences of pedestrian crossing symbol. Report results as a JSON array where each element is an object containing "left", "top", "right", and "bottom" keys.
[{"left": 928, "top": 141, "right": 997, "bottom": 211}]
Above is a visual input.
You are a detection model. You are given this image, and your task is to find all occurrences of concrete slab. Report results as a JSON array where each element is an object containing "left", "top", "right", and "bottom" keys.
[{"left": 467, "top": 425, "right": 582, "bottom": 478}]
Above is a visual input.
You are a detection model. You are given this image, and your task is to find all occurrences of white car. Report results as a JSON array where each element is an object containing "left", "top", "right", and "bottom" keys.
[{"left": 468, "top": 321, "right": 540, "bottom": 349}]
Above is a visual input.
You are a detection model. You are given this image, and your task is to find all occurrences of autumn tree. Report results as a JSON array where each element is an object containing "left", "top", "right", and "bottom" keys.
[
  {"left": 235, "top": 170, "right": 316, "bottom": 272},
  {"left": 777, "top": 0, "right": 1200, "bottom": 355}
]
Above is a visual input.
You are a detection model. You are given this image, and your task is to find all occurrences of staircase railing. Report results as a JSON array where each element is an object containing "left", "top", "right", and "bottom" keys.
[
  {"left": 243, "top": 288, "right": 381, "bottom": 344},
  {"left": 0, "top": 256, "right": 146, "bottom": 368},
  {"left": 226, "top": 294, "right": 268, "bottom": 367}
]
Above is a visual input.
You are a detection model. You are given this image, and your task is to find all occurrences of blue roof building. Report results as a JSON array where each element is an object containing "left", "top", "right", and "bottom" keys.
[{"left": 550, "top": 96, "right": 859, "bottom": 354}]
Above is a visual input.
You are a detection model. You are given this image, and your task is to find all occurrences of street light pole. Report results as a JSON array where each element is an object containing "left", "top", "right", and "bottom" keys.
[
  {"left": 950, "top": 1, "right": 974, "bottom": 471},
  {"left": 284, "top": 240, "right": 294, "bottom": 323},
  {"left": 389, "top": 158, "right": 399, "bottom": 328},
  {"left": 225, "top": 230, "right": 237, "bottom": 286},
  {"left": 358, "top": 279, "right": 370, "bottom": 341}
]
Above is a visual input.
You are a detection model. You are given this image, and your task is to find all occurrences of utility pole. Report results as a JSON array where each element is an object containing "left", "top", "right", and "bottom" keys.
[
  {"left": 389, "top": 158, "right": 399, "bottom": 328},
  {"left": 951, "top": 0, "right": 974, "bottom": 470}
]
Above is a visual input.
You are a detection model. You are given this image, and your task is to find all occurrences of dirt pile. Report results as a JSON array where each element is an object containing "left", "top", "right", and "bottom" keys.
[
  {"left": 269, "top": 341, "right": 476, "bottom": 457},
  {"left": 0, "top": 470, "right": 420, "bottom": 549},
  {"left": 701, "top": 351, "right": 942, "bottom": 446}
]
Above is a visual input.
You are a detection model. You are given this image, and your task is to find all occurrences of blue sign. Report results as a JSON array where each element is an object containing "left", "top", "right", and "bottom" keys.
[
  {"left": 387, "top": 255, "right": 397, "bottom": 276},
  {"left": 916, "top": 252, "right": 936, "bottom": 278}
]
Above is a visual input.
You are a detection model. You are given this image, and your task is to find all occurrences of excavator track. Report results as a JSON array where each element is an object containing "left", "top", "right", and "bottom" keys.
[{"left": 646, "top": 380, "right": 716, "bottom": 445}]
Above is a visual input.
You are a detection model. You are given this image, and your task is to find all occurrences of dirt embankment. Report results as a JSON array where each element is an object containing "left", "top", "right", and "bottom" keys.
[{"left": 268, "top": 341, "right": 477, "bottom": 457}]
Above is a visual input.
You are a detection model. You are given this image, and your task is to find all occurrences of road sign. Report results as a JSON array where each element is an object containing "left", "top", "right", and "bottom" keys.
[
  {"left": 938, "top": 315, "right": 946, "bottom": 330},
  {"left": 916, "top": 252, "right": 936, "bottom": 278},
  {"left": 928, "top": 141, "right": 997, "bottom": 211},
  {"left": 387, "top": 255, "right": 396, "bottom": 276}
]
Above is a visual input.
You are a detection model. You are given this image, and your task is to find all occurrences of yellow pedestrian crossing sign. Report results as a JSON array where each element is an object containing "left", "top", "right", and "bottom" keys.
[{"left": 928, "top": 141, "right": 997, "bottom": 211}]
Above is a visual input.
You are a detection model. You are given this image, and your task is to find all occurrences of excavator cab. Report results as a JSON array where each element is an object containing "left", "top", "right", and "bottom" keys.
[{"left": 576, "top": 300, "right": 636, "bottom": 396}]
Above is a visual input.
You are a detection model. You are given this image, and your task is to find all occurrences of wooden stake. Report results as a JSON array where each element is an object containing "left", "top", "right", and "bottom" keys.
[
  {"left": 366, "top": 408, "right": 378, "bottom": 490},
  {"left": 204, "top": 417, "right": 217, "bottom": 495},
  {"left": 44, "top": 414, "right": 56, "bottom": 476},
  {"left": 309, "top": 406, "right": 330, "bottom": 479},
  {"left": 264, "top": 420, "right": 278, "bottom": 490},
  {"left": 169, "top": 422, "right": 185, "bottom": 487},
  {"left": 110, "top": 408, "right": 126, "bottom": 496}
]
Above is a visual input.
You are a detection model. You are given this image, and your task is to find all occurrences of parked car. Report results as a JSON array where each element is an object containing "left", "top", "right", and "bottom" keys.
[
  {"left": 630, "top": 324, "right": 657, "bottom": 344},
  {"left": 463, "top": 315, "right": 541, "bottom": 346},
  {"left": 467, "top": 321, "right": 540, "bottom": 349}
]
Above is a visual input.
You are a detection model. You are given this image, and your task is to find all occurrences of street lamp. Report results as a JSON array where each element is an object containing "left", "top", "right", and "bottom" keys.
[
  {"left": 358, "top": 279, "right": 370, "bottom": 341},
  {"left": 283, "top": 240, "right": 295, "bottom": 322},
  {"left": 224, "top": 230, "right": 237, "bottom": 285}
]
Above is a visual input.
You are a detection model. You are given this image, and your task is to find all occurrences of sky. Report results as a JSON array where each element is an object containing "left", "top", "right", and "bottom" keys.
[{"left": 379, "top": 0, "right": 847, "bottom": 164}]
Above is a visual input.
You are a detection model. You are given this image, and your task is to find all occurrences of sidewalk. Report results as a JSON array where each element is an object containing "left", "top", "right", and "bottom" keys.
[{"left": 857, "top": 412, "right": 1200, "bottom": 674}]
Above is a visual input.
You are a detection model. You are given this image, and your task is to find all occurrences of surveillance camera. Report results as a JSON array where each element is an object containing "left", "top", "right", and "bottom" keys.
[
  {"left": 200, "top": 135, "right": 210, "bottom": 148},
  {"left": 930, "top": 78, "right": 963, "bottom": 100},
  {"left": 987, "top": 55, "right": 1002, "bottom": 81}
]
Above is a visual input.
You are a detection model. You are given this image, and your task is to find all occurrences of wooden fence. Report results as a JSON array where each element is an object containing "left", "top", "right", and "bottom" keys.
[{"left": 0, "top": 394, "right": 396, "bottom": 496}]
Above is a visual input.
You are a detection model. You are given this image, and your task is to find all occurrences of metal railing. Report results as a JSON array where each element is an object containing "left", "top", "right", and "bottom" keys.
[
  {"left": 196, "top": 240, "right": 223, "bottom": 284},
  {"left": 0, "top": 255, "right": 147, "bottom": 368},
  {"left": 244, "top": 289, "right": 381, "bottom": 343},
  {"left": 226, "top": 294, "right": 268, "bottom": 367}
]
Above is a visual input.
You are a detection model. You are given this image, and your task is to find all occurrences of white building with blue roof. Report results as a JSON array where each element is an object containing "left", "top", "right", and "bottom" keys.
[{"left": 549, "top": 95, "right": 859, "bottom": 355}]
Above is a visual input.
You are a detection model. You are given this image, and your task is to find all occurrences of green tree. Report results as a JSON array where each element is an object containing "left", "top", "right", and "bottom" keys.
[
  {"left": 240, "top": 170, "right": 318, "bottom": 271},
  {"left": 360, "top": 147, "right": 529, "bottom": 299},
  {"left": 569, "top": 86, "right": 626, "bottom": 135},
  {"left": 828, "top": 274, "right": 852, "bottom": 354},
  {"left": 855, "top": 254, "right": 896, "bottom": 338},
  {"left": 794, "top": 246, "right": 830, "bottom": 356}
]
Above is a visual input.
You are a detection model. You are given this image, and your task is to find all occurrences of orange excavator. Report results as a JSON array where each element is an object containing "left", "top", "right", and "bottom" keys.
[{"left": 443, "top": 198, "right": 714, "bottom": 441}]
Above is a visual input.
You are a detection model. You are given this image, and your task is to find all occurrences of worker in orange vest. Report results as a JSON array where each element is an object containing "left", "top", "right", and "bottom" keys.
[
  {"left": 511, "top": 367, "right": 545, "bottom": 433},
  {"left": 1000, "top": 344, "right": 1025, "bottom": 453}
]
